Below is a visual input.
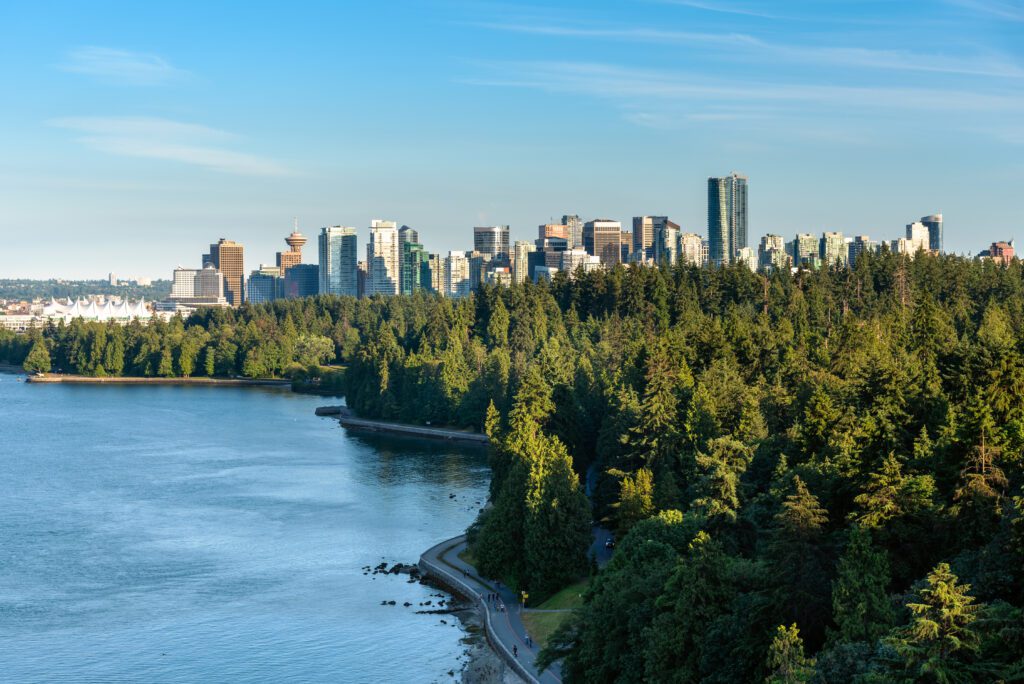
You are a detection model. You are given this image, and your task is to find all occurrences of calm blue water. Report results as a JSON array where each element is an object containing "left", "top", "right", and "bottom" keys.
[{"left": 0, "top": 374, "right": 490, "bottom": 683}]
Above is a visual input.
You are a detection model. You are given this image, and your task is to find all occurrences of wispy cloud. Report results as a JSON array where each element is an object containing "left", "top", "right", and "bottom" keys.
[
  {"left": 464, "top": 61, "right": 1024, "bottom": 119},
  {"left": 50, "top": 116, "right": 290, "bottom": 176},
  {"left": 476, "top": 22, "right": 1024, "bottom": 79},
  {"left": 61, "top": 47, "right": 186, "bottom": 85},
  {"left": 654, "top": 0, "right": 783, "bottom": 19},
  {"left": 946, "top": 0, "right": 1024, "bottom": 20}
]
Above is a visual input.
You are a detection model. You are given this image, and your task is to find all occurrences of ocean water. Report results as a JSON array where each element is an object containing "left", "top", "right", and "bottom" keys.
[{"left": 0, "top": 374, "right": 490, "bottom": 683}]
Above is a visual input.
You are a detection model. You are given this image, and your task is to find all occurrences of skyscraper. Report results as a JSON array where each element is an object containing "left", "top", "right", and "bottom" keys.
[
  {"left": 206, "top": 238, "right": 244, "bottom": 307},
  {"left": 583, "top": 219, "right": 622, "bottom": 266},
  {"left": 318, "top": 226, "right": 358, "bottom": 297},
  {"left": 284, "top": 264, "right": 319, "bottom": 298},
  {"left": 820, "top": 231, "right": 846, "bottom": 266},
  {"left": 562, "top": 215, "right": 584, "bottom": 248},
  {"left": 632, "top": 216, "right": 677, "bottom": 261},
  {"left": 367, "top": 220, "right": 400, "bottom": 296},
  {"left": 679, "top": 233, "right": 704, "bottom": 266},
  {"left": 474, "top": 226, "right": 510, "bottom": 260},
  {"left": 921, "top": 214, "right": 943, "bottom": 252},
  {"left": 444, "top": 251, "right": 471, "bottom": 298},
  {"left": 707, "top": 173, "right": 748, "bottom": 265},
  {"left": 247, "top": 265, "right": 282, "bottom": 304},
  {"left": 538, "top": 224, "right": 570, "bottom": 242},
  {"left": 513, "top": 240, "right": 535, "bottom": 284},
  {"left": 905, "top": 222, "right": 930, "bottom": 253},
  {"left": 759, "top": 234, "right": 786, "bottom": 270},
  {"left": 277, "top": 220, "right": 307, "bottom": 275},
  {"left": 399, "top": 225, "right": 424, "bottom": 295}
]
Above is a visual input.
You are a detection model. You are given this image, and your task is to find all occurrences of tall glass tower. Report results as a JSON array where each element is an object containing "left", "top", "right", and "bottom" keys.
[
  {"left": 318, "top": 226, "right": 358, "bottom": 297},
  {"left": 707, "top": 173, "right": 748, "bottom": 265},
  {"left": 921, "top": 214, "right": 943, "bottom": 253}
]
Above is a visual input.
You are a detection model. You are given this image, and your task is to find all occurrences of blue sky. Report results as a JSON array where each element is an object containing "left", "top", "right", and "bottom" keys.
[{"left": 0, "top": 0, "right": 1021, "bottom": 278}]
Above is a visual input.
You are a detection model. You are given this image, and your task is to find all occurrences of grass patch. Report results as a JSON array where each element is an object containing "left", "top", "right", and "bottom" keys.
[
  {"left": 522, "top": 611, "right": 570, "bottom": 648},
  {"left": 521, "top": 578, "right": 590, "bottom": 648},
  {"left": 458, "top": 548, "right": 478, "bottom": 568},
  {"left": 534, "top": 578, "right": 589, "bottom": 610}
]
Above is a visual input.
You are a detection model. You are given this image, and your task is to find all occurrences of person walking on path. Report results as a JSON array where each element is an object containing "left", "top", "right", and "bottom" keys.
[{"left": 513, "top": 645, "right": 518, "bottom": 658}]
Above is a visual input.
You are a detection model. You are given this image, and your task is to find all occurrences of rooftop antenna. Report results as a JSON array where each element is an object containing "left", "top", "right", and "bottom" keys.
[{"left": 293, "top": 216, "right": 298, "bottom": 231}]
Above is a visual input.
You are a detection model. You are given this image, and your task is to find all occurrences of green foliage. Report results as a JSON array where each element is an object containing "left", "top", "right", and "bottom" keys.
[
  {"left": 831, "top": 525, "right": 895, "bottom": 644},
  {"left": 22, "top": 337, "right": 51, "bottom": 373},
  {"left": 765, "top": 624, "right": 815, "bottom": 684}
]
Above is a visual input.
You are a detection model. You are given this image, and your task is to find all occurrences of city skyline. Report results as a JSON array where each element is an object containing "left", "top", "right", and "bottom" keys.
[{"left": 1, "top": 1, "right": 1022, "bottom": 278}]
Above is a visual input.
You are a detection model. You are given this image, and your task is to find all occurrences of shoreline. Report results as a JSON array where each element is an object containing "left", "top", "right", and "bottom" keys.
[
  {"left": 25, "top": 373, "right": 292, "bottom": 387},
  {"left": 420, "top": 535, "right": 555, "bottom": 684},
  {"left": 321, "top": 406, "right": 489, "bottom": 445}
]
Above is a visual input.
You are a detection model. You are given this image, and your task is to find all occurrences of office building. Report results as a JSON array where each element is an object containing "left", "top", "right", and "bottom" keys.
[
  {"left": 679, "top": 233, "right": 704, "bottom": 266},
  {"left": 247, "top": 265, "right": 282, "bottom": 304},
  {"left": 562, "top": 215, "right": 584, "bottom": 248},
  {"left": 474, "top": 225, "right": 510, "bottom": 260},
  {"left": 536, "top": 236, "right": 569, "bottom": 271},
  {"left": 921, "top": 214, "right": 943, "bottom": 253},
  {"left": 366, "top": 220, "right": 400, "bottom": 296},
  {"left": 512, "top": 240, "right": 535, "bottom": 284},
  {"left": 707, "top": 173, "right": 748, "bottom": 265},
  {"left": 318, "top": 226, "right": 358, "bottom": 297},
  {"left": 171, "top": 268, "right": 198, "bottom": 299},
  {"left": 821, "top": 231, "right": 846, "bottom": 267},
  {"left": 560, "top": 248, "right": 591, "bottom": 276},
  {"left": 653, "top": 221, "right": 680, "bottom": 265},
  {"left": 277, "top": 221, "right": 307, "bottom": 275},
  {"left": 584, "top": 219, "right": 622, "bottom": 266},
  {"left": 633, "top": 216, "right": 679, "bottom": 262},
  {"left": 284, "top": 264, "right": 319, "bottom": 298},
  {"left": 206, "top": 238, "right": 244, "bottom": 307},
  {"left": 445, "top": 251, "right": 471, "bottom": 298},
  {"left": 468, "top": 252, "right": 492, "bottom": 291},
  {"left": 539, "top": 224, "right": 570, "bottom": 242}
]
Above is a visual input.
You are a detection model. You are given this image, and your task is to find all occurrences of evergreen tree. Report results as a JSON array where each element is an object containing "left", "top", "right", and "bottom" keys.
[
  {"left": 831, "top": 525, "right": 894, "bottom": 644},
  {"left": 884, "top": 562, "right": 985, "bottom": 683},
  {"left": 765, "top": 624, "right": 815, "bottom": 684},
  {"left": 22, "top": 337, "right": 51, "bottom": 373}
]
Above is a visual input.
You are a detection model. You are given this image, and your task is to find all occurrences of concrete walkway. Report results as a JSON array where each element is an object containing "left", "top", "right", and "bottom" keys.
[
  {"left": 419, "top": 536, "right": 562, "bottom": 684},
  {"left": 419, "top": 526, "right": 615, "bottom": 684}
]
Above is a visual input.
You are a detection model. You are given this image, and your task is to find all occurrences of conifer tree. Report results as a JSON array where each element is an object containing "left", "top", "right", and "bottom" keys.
[
  {"left": 831, "top": 525, "right": 894, "bottom": 644},
  {"left": 765, "top": 624, "right": 815, "bottom": 684},
  {"left": 22, "top": 337, "right": 51, "bottom": 373}
]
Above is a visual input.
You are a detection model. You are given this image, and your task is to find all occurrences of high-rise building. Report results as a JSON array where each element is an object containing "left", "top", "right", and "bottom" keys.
[
  {"left": 206, "top": 238, "right": 244, "bottom": 306},
  {"left": 539, "top": 224, "right": 570, "bottom": 242},
  {"left": 247, "top": 265, "right": 282, "bottom": 304},
  {"left": 535, "top": 236, "right": 569, "bottom": 272},
  {"left": 318, "top": 226, "right": 358, "bottom": 297},
  {"left": 284, "top": 264, "right": 319, "bottom": 298},
  {"left": 906, "top": 221, "right": 931, "bottom": 254},
  {"left": 633, "top": 216, "right": 679, "bottom": 262},
  {"left": 921, "top": 214, "right": 943, "bottom": 253},
  {"left": 584, "top": 219, "right": 622, "bottom": 266},
  {"left": 171, "top": 268, "right": 198, "bottom": 299},
  {"left": 444, "top": 251, "right": 471, "bottom": 298},
  {"left": 792, "top": 233, "right": 820, "bottom": 268},
  {"left": 512, "top": 240, "right": 535, "bottom": 284},
  {"left": 737, "top": 247, "right": 757, "bottom": 272},
  {"left": 707, "top": 173, "right": 748, "bottom": 265},
  {"left": 759, "top": 234, "right": 787, "bottom": 271},
  {"left": 560, "top": 248, "right": 590, "bottom": 276},
  {"left": 426, "top": 254, "right": 443, "bottom": 293},
  {"left": 474, "top": 226, "right": 510, "bottom": 260},
  {"left": 277, "top": 220, "right": 307, "bottom": 275},
  {"left": 653, "top": 221, "right": 680, "bottom": 265},
  {"left": 398, "top": 226, "right": 420, "bottom": 294},
  {"left": 848, "top": 235, "right": 875, "bottom": 266},
  {"left": 562, "top": 215, "right": 584, "bottom": 248},
  {"left": 193, "top": 264, "right": 225, "bottom": 299},
  {"left": 821, "top": 231, "right": 846, "bottom": 266},
  {"left": 621, "top": 231, "right": 633, "bottom": 264},
  {"left": 679, "top": 233, "right": 704, "bottom": 266},
  {"left": 366, "top": 220, "right": 400, "bottom": 296}
]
